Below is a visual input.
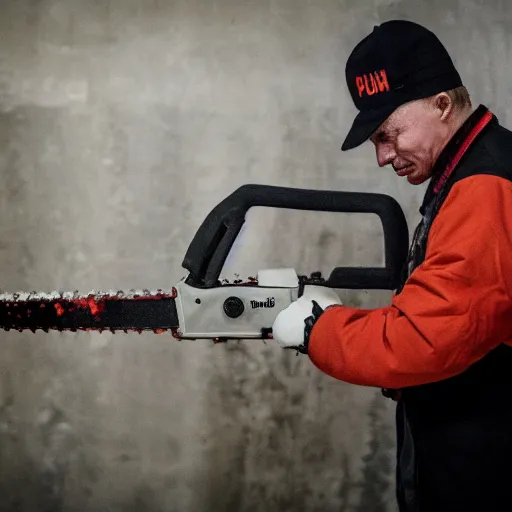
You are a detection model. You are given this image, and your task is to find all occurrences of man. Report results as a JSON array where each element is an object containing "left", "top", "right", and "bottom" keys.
[{"left": 272, "top": 20, "right": 512, "bottom": 512}]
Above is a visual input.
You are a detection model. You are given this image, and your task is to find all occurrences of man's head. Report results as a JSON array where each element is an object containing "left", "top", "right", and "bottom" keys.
[
  {"left": 342, "top": 20, "right": 472, "bottom": 184},
  {"left": 369, "top": 87, "right": 473, "bottom": 184}
]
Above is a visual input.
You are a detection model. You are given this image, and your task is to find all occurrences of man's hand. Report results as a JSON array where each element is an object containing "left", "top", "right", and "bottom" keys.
[{"left": 272, "top": 286, "right": 342, "bottom": 353}]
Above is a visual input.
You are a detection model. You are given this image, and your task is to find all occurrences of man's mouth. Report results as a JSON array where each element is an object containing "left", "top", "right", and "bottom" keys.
[{"left": 395, "top": 164, "right": 414, "bottom": 176}]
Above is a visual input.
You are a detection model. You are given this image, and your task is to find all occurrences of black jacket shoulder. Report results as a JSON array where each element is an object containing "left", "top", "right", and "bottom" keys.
[{"left": 452, "top": 119, "right": 512, "bottom": 184}]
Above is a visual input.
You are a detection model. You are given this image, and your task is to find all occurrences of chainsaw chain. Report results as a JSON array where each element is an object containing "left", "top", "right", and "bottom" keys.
[{"left": 0, "top": 288, "right": 176, "bottom": 301}]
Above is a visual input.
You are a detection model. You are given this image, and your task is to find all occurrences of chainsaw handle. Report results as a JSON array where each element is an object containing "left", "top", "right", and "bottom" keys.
[{"left": 182, "top": 184, "right": 409, "bottom": 290}]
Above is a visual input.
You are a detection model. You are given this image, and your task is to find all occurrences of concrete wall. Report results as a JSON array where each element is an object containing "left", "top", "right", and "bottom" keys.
[{"left": 0, "top": 1, "right": 509, "bottom": 510}]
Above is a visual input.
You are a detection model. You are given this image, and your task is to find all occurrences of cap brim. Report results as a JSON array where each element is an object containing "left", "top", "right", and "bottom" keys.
[{"left": 341, "top": 103, "right": 401, "bottom": 151}]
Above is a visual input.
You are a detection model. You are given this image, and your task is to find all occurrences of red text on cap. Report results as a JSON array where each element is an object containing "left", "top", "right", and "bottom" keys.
[{"left": 356, "top": 70, "right": 390, "bottom": 97}]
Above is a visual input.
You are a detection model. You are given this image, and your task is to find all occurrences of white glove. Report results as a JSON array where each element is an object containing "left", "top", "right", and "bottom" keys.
[{"left": 272, "top": 286, "right": 342, "bottom": 353}]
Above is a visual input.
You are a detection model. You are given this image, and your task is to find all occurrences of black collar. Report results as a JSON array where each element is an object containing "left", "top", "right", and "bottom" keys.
[{"left": 420, "top": 104, "right": 496, "bottom": 214}]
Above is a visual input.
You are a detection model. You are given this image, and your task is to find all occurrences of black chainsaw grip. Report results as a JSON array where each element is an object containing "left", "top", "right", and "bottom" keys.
[{"left": 182, "top": 184, "right": 409, "bottom": 290}]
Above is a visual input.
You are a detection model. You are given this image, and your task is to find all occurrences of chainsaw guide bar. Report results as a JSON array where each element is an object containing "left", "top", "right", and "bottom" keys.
[{"left": 0, "top": 289, "right": 180, "bottom": 334}]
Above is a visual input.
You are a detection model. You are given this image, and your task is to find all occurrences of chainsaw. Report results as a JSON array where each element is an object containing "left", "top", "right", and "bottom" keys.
[{"left": 0, "top": 184, "right": 409, "bottom": 341}]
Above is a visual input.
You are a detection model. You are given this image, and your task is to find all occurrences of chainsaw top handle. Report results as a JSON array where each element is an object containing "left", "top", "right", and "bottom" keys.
[{"left": 181, "top": 184, "right": 409, "bottom": 290}]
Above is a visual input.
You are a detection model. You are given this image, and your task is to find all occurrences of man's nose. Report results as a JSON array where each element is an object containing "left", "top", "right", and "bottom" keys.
[{"left": 376, "top": 145, "right": 396, "bottom": 167}]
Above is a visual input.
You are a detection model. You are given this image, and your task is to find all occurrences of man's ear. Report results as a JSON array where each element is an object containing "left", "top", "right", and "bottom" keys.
[{"left": 434, "top": 92, "right": 453, "bottom": 122}]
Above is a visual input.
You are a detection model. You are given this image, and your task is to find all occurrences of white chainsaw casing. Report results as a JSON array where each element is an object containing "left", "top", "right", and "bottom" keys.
[
  {"left": 174, "top": 268, "right": 300, "bottom": 339},
  {"left": 256, "top": 268, "right": 299, "bottom": 288}
]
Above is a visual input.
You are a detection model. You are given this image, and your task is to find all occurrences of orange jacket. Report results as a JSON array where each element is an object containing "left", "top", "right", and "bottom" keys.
[{"left": 308, "top": 173, "right": 512, "bottom": 389}]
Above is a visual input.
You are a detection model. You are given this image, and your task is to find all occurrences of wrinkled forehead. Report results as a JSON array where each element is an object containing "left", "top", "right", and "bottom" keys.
[
  {"left": 373, "top": 99, "right": 431, "bottom": 137},
  {"left": 370, "top": 111, "right": 399, "bottom": 141}
]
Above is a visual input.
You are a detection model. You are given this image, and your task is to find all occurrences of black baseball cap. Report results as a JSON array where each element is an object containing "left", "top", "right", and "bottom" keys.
[{"left": 341, "top": 20, "right": 463, "bottom": 151}]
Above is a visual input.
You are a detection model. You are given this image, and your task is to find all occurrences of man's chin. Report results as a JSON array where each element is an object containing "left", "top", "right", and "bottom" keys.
[
  {"left": 406, "top": 170, "right": 429, "bottom": 185},
  {"left": 407, "top": 175, "right": 422, "bottom": 185}
]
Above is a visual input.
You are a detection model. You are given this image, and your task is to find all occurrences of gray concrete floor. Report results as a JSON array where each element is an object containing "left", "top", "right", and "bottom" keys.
[{"left": 0, "top": 0, "right": 510, "bottom": 510}]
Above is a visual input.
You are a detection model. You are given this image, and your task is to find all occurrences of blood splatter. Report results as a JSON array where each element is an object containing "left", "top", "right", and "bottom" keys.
[{"left": 72, "top": 297, "right": 105, "bottom": 317}]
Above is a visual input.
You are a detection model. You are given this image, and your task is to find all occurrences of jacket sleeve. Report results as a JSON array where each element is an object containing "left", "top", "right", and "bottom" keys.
[{"left": 307, "top": 174, "right": 512, "bottom": 389}]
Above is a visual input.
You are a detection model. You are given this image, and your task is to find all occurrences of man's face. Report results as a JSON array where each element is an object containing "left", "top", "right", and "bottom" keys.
[{"left": 369, "top": 98, "right": 449, "bottom": 185}]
